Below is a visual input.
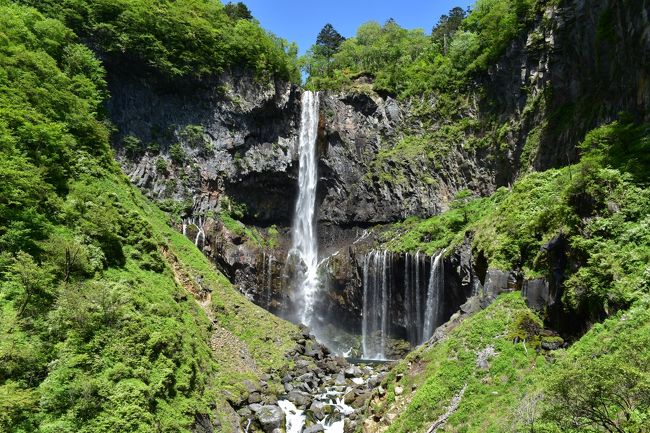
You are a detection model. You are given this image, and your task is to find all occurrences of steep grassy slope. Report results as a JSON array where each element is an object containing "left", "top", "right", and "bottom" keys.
[
  {"left": 364, "top": 120, "right": 650, "bottom": 432},
  {"left": 366, "top": 293, "right": 650, "bottom": 433},
  {"left": 0, "top": 3, "right": 298, "bottom": 432}
]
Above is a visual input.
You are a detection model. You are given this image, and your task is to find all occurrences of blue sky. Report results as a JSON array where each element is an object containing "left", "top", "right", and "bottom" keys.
[{"left": 243, "top": 0, "right": 476, "bottom": 55}]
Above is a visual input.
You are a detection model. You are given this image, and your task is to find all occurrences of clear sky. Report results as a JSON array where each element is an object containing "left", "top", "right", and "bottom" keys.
[{"left": 243, "top": 0, "right": 476, "bottom": 55}]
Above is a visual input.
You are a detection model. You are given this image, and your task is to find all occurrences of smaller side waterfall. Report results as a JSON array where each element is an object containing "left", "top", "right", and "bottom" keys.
[
  {"left": 361, "top": 249, "right": 447, "bottom": 358},
  {"left": 403, "top": 251, "right": 428, "bottom": 345},
  {"left": 265, "top": 253, "right": 274, "bottom": 308},
  {"left": 415, "top": 252, "right": 422, "bottom": 343},
  {"left": 361, "top": 250, "right": 391, "bottom": 360},
  {"left": 423, "top": 251, "right": 445, "bottom": 342}
]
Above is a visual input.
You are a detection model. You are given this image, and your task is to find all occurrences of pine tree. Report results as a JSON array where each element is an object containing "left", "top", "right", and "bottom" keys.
[
  {"left": 316, "top": 23, "right": 346, "bottom": 60},
  {"left": 224, "top": 2, "right": 253, "bottom": 21}
]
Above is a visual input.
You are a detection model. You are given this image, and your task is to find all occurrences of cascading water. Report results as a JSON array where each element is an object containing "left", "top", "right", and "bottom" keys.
[
  {"left": 288, "top": 91, "right": 320, "bottom": 326},
  {"left": 362, "top": 250, "right": 446, "bottom": 357},
  {"left": 266, "top": 253, "right": 274, "bottom": 308},
  {"left": 361, "top": 250, "right": 391, "bottom": 360},
  {"left": 423, "top": 251, "right": 445, "bottom": 342},
  {"left": 403, "top": 251, "right": 426, "bottom": 345}
]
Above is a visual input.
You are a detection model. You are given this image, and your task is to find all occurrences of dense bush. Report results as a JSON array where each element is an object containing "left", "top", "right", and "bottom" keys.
[{"left": 16, "top": 0, "right": 300, "bottom": 81}]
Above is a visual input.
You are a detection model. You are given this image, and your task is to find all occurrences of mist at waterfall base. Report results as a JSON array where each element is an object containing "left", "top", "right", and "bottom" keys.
[{"left": 362, "top": 250, "right": 445, "bottom": 360}]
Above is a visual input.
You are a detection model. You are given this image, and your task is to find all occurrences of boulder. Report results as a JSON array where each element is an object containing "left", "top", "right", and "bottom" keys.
[
  {"left": 256, "top": 405, "right": 285, "bottom": 433},
  {"left": 286, "top": 390, "right": 311, "bottom": 408},
  {"left": 304, "top": 425, "right": 325, "bottom": 433}
]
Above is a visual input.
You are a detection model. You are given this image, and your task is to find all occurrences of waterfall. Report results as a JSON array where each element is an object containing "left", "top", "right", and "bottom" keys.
[
  {"left": 266, "top": 254, "right": 274, "bottom": 308},
  {"left": 361, "top": 254, "right": 369, "bottom": 357},
  {"left": 361, "top": 250, "right": 390, "bottom": 360},
  {"left": 414, "top": 251, "right": 422, "bottom": 344},
  {"left": 362, "top": 249, "right": 446, "bottom": 355},
  {"left": 423, "top": 251, "right": 445, "bottom": 342},
  {"left": 288, "top": 90, "right": 320, "bottom": 326}
]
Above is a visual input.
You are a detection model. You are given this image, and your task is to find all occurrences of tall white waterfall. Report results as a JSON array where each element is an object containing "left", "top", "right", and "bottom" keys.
[
  {"left": 423, "top": 251, "right": 444, "bottom": 342},
  {"left": 289, "top": 91, "right": 320, "bottom": 326}
]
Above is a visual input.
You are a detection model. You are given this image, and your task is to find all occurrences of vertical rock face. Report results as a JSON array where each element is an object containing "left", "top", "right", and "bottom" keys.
[
  {"left": 484, "top": 0, "right": 650, "bottom": 171},
  {"left": 107, "top": 70, "right": 303, "bottom": 223}
]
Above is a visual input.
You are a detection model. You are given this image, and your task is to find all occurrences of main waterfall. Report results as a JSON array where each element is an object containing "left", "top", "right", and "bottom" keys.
[{"left": 289, "top": 91, "right": 320, "bottom": 326}]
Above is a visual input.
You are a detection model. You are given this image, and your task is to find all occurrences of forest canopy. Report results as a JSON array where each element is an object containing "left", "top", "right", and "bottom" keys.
[
  {"left": 301, "top": 0, "right": 537, "bottom": 95},
  {"left": 13, "top": 0, "right": 300, "bottom": 81}
]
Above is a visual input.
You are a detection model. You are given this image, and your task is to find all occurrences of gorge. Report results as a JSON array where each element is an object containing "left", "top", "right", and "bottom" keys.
[{"left": 1, "top": 0, "right": 649, "bottom": 432}]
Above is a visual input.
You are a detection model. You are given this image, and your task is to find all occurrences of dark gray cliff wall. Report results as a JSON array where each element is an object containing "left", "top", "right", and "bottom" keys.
[{"left": 485, "top": 0, "right": 650, "bottom": 171}]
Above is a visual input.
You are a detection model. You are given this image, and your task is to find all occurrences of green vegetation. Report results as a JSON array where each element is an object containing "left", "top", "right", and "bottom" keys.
[
  {"left": 302, "top": 0, "right": 537, "bottom": 95},
  {"left": 0, "top": 4, "right": 298, "bottom": 431},
  {"left": 378, "top": 293, "right": 547, "bottom": 433},
  {"left": 16, "top": 0, "right": 300, "bottom": 81},
  {"left": 381, "top": 190, "right": 501, "bottom": 254},
  {"left": 375, "top": 293, "right": 650, "bottom": 433},
  {"left": 383, "top": 120, "right": 650, "bottom": 319}
]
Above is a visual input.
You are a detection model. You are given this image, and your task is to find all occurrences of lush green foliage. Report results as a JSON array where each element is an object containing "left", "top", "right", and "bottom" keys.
[
  {"left": 380, "top": 293, "right": 548, "bottom": 433},
  {"left": 16, "top": 0, "right": 300, "bottom": 81},
  {"left": 0, "top": 4, "right": 299, "bottom": 432},
  {"left": 383, "top": 120, "right": 650, "bottom": 319},
  {"left": 539, "top": 299, "right": 650, "bottom": 432},
  {"left": 302, "top": 0, "right": 537, "bottom": 95},
  {"left": 375, "top": 293, "right": 650, "bottom": 433}
]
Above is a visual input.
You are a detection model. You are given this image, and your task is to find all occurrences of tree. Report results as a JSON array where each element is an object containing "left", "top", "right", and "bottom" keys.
[
  {"left": 223, "top": 2, "right": 253, "bottom": 21},
  {"left": 2, "top": 252, "right": 54, "bottom": 319},
  {"left": 42, "top": 235, "right": 92, "bottom": 284},
  {"left": 431, "top": 6, "right": 467, "bottom": 54},
  {"left": 315, "top": 23, "right": 345, "bottom": 63},
  {"left": 543, "top": 325, "right": 650, "bottom": 433}
]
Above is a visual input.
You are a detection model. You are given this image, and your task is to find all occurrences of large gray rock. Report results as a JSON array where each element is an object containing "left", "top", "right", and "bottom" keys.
[
  {"left": 286, "top": 390, "right": 311, "bottom": 408},
  {"left": 256, "top": 405, "right": 285, "bottom": 433},
  {"left": 522, "top": 278, "right": 551, "bottom": 310},
  {"left": 304, "top": 425, "right": 325, "bottom": 433}
]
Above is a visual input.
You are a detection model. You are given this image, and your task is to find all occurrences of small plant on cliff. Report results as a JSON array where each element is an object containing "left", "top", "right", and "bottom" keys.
[
  {"left": 155, "top": 158, "right": 168, "bottom": 174},
  {"left": 169, "top": 143, "right": 186, "bottom": 164},
  {"left": 122, "top": 135, "right": 142, "bottom": 157}
]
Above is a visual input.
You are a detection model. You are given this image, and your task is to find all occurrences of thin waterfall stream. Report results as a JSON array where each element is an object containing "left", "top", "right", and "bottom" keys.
[{"left": 423, "top": 251, "right": 445, "bottom": 341}]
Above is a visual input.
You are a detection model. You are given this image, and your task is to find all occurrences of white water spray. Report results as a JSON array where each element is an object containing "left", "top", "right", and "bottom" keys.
[{"left": 289, "top": 91, "right": 320, "bottom": 326}]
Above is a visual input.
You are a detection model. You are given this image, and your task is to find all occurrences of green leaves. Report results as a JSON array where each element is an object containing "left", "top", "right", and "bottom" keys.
[
  {"left": 18, "top": 0, "right": 300, "bottom": 81},
  {"left": 542, "top": 300, "right": 650, "bottom": 432},
  {"left": 303, "top": 1, "right": 538, "bottom": 96}
]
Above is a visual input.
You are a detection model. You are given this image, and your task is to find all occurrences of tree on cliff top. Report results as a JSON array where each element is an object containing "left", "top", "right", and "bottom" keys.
[
  {"left": 431, "top": 6, "right": 467, "bottom": 53},
  {"left": 224, "top": 2, "right": 253, "bottom": 21},
  {"left": 316, "top": 23, "right": 346, "bottom": 60}
]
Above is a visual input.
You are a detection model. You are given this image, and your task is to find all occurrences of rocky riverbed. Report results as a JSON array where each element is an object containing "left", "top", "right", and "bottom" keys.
[{"left": 230, "top": 326, "right": 392, "bottom": 433}]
